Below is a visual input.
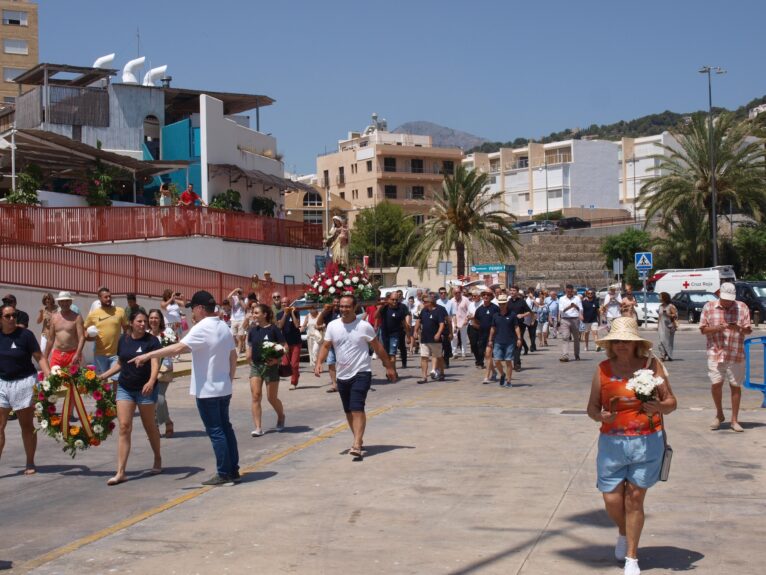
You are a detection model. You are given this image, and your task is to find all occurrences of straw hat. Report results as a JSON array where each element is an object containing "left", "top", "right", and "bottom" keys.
[{"left": 595, "top": 317, "right": 652, "bottom": 350}]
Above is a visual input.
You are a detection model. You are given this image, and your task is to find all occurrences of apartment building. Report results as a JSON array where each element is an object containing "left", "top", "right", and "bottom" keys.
[
  {"left": 464, "top": 139, "right": 619, "bottom": 217},
  {"left": 617, "top": 132, "right": 679, "bottom": 218},
  {"left": 283, "top": 173, "right": 353, "bottom": 232},
  {"left": 316, "top": 114, "right": 463, "bottom": 226},
  {"left": 0, "top": 0, "right": 37, "bottom": 104}
]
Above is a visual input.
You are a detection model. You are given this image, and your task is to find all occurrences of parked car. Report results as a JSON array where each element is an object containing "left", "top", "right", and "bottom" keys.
[
  {"left": 671, "top": 290, "right": 717, "bottom": 323},
  {"left": 533, "top": 220, "right": 557, "bottom": 233},
  {"left": 735, "top": 281, "right": 766, "bottom": 324},
  {"left": 512, "top": 221, "right": 538, "bottom": 234},
  {"left": 634, "top": 291, "right": 660, "bottom": 325},
  {"left": 556, "top": 216, "right": 591, "bottom": 230}
]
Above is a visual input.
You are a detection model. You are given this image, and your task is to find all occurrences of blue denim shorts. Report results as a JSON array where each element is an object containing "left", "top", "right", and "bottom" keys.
[
  {"left": 95, "top": 355, "right": 119, "bottom": 381},
  {"left": 337, "top": 371, "right": 372, "bottom": 413},
  {"left": 386, "top": 335, "right": 399, "bottom": 356},
  {"left": 327, "top": 348, "right": 336, "bottom": 365},
  {"left": 596, "top": 431, "right": 664, "bottom": 492},
  {"left": 117, "top": 383, "right": 159, "bottom": 405},
  {"left": 492, "top": 342, "right": 515, "bottom": 361}
]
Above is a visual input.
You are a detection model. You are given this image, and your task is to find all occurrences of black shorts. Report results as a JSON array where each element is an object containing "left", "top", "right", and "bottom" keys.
[{"left": 337, "top": 371, "right": 372, "bottom": 413}]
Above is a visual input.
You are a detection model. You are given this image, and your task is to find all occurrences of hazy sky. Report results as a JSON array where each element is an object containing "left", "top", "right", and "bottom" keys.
[{"left": 40, "top": 0, "right": 765, "bottom": 173}]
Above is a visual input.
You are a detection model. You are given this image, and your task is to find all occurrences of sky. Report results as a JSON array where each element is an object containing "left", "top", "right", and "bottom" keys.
[{"left": 39, "top": 0, "right": 766, "bottom": 173}]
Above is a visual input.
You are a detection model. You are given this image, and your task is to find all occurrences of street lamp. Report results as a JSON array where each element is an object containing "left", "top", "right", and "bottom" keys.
[
  {"left": 538, "top": 156, "right": 549, "bottom": 217},
  {"left": 630, "top": 154, "right": 637, "bottom": 223},
  {"left": 699, "top": 65, "right": 726, "bottom": 267}
]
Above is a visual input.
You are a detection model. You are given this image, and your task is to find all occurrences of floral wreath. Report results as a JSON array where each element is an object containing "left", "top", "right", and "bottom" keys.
[{"left": 34, "top": 365, "right": 118, "bottom": 457}]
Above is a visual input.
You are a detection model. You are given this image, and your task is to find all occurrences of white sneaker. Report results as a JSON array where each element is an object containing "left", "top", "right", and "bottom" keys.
[
  {"left": 615, "top": 535, "right": 627, "bottom": 561},
  {"left": 251, "top": 429, "right": 264, "bottom": 437},
  {"left": 624, "top": 557, "right": 640, "bottom": 575}
]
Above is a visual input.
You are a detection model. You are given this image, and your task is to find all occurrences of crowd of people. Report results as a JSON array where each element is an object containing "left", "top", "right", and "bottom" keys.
[{"left": 0, "top": 276, "right": 755, "bottom": 575}]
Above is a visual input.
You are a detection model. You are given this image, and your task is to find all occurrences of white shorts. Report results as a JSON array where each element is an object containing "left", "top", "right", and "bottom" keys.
[
  {"left": 707, "top": 359, "right": 745, "bottom": 387},
  {"left": 230, "top": 319, "right": 245, "bottom": 337},
  {"left": 0, "top": 374, "right": 36, "bottom": 410},
  {"left": 420, "top": 343, "right": 443, "bottom": 358}
]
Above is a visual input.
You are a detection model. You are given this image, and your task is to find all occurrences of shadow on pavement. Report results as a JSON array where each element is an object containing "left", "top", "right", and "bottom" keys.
[
  {"left": 557, "top": 545, "right": 704, "bottom": 571},
  {"left": 289, "top": 385, "right": 323, "bottom": 390},
  {"left": 360, "top": 444, "right": 415, "bottom": 458},
  {"left": 166, "top": 430, "right": 209, "bottom": 438},
  {"left": 276, "top": 425, "right": 313, "bottom": 434},
  {"left": 0, "top": 560, "right": 11, "bottom": 571},
  {"left": 239, "top": 470, "right": 277, "bottom": 484},
  {"left": 562, "top": 509, "right": 614, "bottom": 528}
]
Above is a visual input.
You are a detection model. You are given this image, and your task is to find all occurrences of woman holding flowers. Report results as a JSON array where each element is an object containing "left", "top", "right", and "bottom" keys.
[
  {"left": 1, "top": 304, "right": 50, "bottom": 475},
  {"left": 586, "top": 317, "right": 676, "bottom": 575},
  {"left": 246, "top": 304, "right": 286, "bottom": 437},
  {"left": 148, "top": 309, "right": 175, "bottom": 437},
  {"left": 99, "top": 310, "right": 162, "bottom": 485}
]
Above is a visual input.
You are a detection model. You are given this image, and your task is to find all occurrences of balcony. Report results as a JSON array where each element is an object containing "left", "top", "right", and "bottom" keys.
[{"left": 377, "top": 164, "right": 447, "bottom": 180}]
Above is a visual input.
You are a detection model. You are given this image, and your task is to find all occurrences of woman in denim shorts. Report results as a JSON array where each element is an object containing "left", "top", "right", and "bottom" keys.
[
  {"left": 586, "top": 317, "right": 676, "bottom": 575},
  {"left": 246, "top": 304, "right": 286, "bottom": 437},
  {"left": 99, "top": 310, "right": 162, "bottom": 486}
]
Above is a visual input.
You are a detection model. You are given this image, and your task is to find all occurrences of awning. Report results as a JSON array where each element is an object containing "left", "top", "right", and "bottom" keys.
[
  {"left": 209, "top": 163, "right": 316, "bottom": 194},
  {"left": 0, "top": 129, "right": 189, "bottom": 179},
  {"left": 13, "top": 63, "right": 118, "bottom": 88}
]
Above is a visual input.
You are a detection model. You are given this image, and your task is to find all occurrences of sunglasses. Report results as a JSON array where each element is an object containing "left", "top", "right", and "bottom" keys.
[
  {"left": 2, "top": 314, "right": 15, "bottom": 319},
  {"left": 272, "top": 296, "right": 281, "bottom": 299}
]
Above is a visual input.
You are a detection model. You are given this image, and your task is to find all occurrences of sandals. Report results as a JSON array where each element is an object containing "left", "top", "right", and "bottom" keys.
[
  {"left": 24, "top": 466, "right": 37, "bottom": 476},
  {"left": 326, "top": 387, "right": 338, "bottom": 393},
  {"left": 349, "top": 446, "right": 363, "bottom": 458},
  {"left": 107, "top": 475, "right": 127, "bottom": 486},
  {"left": 165, "top": 422, "right": 174, "bottom": 438}
]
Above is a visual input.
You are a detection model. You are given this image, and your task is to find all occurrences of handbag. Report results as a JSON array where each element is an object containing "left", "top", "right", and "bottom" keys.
[
  {"left": 659, "top": 414, "right": 672, "bottom": 481},
  {"left": 278, "top": 353, "right": 293, "bottom": 378}
]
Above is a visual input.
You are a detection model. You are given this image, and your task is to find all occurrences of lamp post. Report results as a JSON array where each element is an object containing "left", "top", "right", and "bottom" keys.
[
  {"left": 630, "top": 154, "right": 637, "bottom": 223},
  {"left": 699, "top": 65, "right": 726, "bottom": 267}
]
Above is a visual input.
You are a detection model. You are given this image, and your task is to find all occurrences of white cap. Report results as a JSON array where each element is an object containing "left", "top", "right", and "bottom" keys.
[
  {"left": 55, "top": 291, "right": 73, "bottom": 302},
  {"left": 719, "top": 282, "right": 736, "bottom": 301}
]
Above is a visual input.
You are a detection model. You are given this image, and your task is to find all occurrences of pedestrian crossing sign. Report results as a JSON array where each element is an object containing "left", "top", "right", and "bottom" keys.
[{"left": 634, "top": 252, "right": 653, "bottom": 270}]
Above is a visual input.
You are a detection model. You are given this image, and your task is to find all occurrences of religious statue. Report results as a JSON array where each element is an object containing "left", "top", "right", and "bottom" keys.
[{"left": 326, "top": 215, "right": 349, "bottom": 267}]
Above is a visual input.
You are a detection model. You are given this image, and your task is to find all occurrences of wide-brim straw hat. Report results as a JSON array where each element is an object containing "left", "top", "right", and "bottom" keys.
[{"left": 595, "top": 317, "right": 652, "bottom": 348}]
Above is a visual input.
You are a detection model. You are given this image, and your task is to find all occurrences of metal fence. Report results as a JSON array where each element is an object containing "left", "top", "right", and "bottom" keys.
[
  {"left": 0, "top": 205, "right": 324, "bottom": 250},
  {"left": 0, "top": 238, "right": 307, "bottom": 303}
]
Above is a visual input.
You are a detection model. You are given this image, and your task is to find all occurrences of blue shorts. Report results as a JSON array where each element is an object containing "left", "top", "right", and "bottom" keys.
[
  {"left": 327, "top": 348, "right": 336, "bottom": 366},
  {"left": 493, "top": 342, "right": 515, "bottom": 361},
  {"left": 386, "top": 335, "right": 399, "bottom": 356},
  {"left": 116, "top": 383, "right": 159, "bottom": 405},
  {"left": 95, "top": 355, "right": 119, "bottom": 381},
  {"left": 597, "top": 431, "right": 664, "bottom": 492},
  {"left": 337, "top": 371, "right": 372, "bottom": 413}
]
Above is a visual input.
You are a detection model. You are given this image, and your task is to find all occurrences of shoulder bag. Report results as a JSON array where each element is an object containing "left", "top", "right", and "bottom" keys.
[{"left": 646, "top": 354, "right": 673, "bottom": 481}]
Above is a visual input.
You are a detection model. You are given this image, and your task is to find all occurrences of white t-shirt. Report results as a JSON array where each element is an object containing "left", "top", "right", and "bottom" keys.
[
  {"left": 165, "top": 302, "right": 182, "bottom": 324},
  {"left": 559, "top": 294, "right": 583, "bottom": 319},
  {"left": 181, "top": 316, "right": 236, "bottom": 398},
  {"left": 604, "top": 293, "right": 623, "bottom": 319},
  {"left": 436, "top": 298, "right": 455, "bottom": 316},
  {"left": 324, "top": 317, "right": 376, "bottom": 381},
  {"left": 230, "top": 295, "right": 246, "bottom": 322}
]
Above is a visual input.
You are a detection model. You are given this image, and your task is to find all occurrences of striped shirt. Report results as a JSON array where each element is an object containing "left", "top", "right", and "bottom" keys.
[{"left": 699, "top": 300, "right": 751, "bottom": 363}]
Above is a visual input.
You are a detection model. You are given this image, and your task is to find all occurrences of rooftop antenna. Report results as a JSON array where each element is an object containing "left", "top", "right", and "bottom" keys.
[{"left": 136, "top": 26, "right": 140, "bottom": 58}]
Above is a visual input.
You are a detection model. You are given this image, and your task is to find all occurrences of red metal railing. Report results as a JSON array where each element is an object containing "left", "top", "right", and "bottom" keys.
[
  {"left": 0, "top": 239, "right": 307, "bottom": 303},
  {"left": 0, "top": 205, "right": 324, "bottom": 250}
]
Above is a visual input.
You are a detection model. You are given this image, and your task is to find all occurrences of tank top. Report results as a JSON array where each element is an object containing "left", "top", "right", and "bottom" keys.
[
  {"left": 164, "top": 302, "right": 181, "bottom": 324},
  {"left": 599, "top": 359, "right": 662, "bottom": 436}
]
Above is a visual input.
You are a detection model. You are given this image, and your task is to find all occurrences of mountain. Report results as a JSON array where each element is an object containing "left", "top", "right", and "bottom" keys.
[{"left": 392, "top": 121, "right": 488, "bottom": 150}]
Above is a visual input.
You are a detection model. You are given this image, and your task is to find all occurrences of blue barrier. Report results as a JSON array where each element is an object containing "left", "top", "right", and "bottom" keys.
[{"left": 744, "top": 336, "right": 766, "bottom": 408}]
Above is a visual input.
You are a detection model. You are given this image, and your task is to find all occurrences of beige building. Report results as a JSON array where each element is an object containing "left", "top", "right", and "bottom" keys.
[
  {"left": 0, "top": 0, "right": 37, "bottom": 104},
  {"left": 316, "top": 114, "right": 463, "bottom": 226},
  {"left": 283, "top": 174, "right": 353, "bottom": 233}
]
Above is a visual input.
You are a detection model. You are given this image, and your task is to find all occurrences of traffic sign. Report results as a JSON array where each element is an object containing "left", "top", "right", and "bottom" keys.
[
  {"left": 471, "top": 263, "right": 505, "bottom": 273},
  {"left": 638, "top": 270, "right": 649, "bottom": 280},
  {"left": 527, "top": 209, "right": 533, "bottom": 216},
  {"left": 634, "top": 252, "right": 653, "bottom": 270},
  {"left": 437, "top": 261, "right": 453, "bottom": 276}
]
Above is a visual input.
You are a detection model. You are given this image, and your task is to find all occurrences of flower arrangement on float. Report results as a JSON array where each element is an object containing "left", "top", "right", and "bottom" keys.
[
  {"left": 34, "top": 365, "right": 118, "bottom": 457},
  {"left": 305, "top": 261, "right": 377, "bottom": 304}
]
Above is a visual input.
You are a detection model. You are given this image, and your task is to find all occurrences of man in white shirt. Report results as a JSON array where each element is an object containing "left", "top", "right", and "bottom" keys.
[
  {"left": 131, "top": 290, "right": 239, "bottom": 486},
  {"left": 450, "top": 287, "right": 470, "bottom": 358},
  {"left": 558, "top": 284, "right": 583, "bottom": 362},
  {"left": 315, "top": 294, "right": 397, "bottom": 460},
  {"left": 602, "top": 285, "right": 623, "bottom": 328}
]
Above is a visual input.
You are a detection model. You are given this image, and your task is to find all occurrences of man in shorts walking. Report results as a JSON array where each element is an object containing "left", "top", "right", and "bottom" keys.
[
  {"left": 486, "top": 294, "right": 522, "bottom": 388},
  {"left": 315, "top": 294, "right": 396, "bottom": 459},
  {"left": 45, "top": 292, "right": 85, "bottom": 369},
  {"left": 415, "top": 294, "right": 447, "bottom": 384},
  {"left": 699, "top": 282, "right": 752, "bottom": 432}
]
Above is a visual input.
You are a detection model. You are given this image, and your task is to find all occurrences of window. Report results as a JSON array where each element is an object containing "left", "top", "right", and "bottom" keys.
[
  {"left": 384, "top": 185, "right": 397, "bottom": 199},
  {"left": 3, "top": 39, "right": 27, "bottom": 55},
  {"left": 413, "top": 215, "right": 425, "bottom": 226},
  {"left": 3, "top": 96, "right": 14, "bottom": 104},
  {"left": 410, "top": 159, "right": 423, "bottom": 173},
  {"left": 411, "top": 186, "right": 424, "bottom": 200},
  {"left": 351, "top": 163, "right": 357, "bottom": 174},
  {"left": 383, "top": 157, "right": 396, "bottom": 172},
  {"left": 322, "top": 169, "right": 329, "bottom": 188},
  {"left": 366, "top": 160, "right": 373, "bottom": 172},
  {"left": 521, "top": 193, "right": 530, "bottom": 201},
  {"left": 3, "top": 67, "right": 24, "bottom": 82},
  {"left": 547, "top": 189, "right": 563, "bottom": 199},
  {"left": 352, "top": 189, "right": 359, "bottom": 200},
  {"left": 303, "top": 210, "right": 323, "bottom": 225},
  {"left": 367, "top": 187, "right": 373, "bottom": 198},
  {"left": 442, "top": 160, "right": 455, "bottom": 175},
  {"left": 337, "top": 166, "right": 345, "bottom": 185},
  {"left": 339, "top": 192, "right": 345, "bottom": 200},
  {"left": 2, "top": 10, "right": 28, "bottom": 26},
  {"left": 303, "top": 191, "right": 322, "bottom": 207}
]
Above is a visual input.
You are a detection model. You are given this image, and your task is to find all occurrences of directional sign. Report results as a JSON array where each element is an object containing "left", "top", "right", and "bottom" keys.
[
  {"left": 638, "top": 270, "right": 649, "bottom": 280},
  {"left": 437, "top": 261, "right": 453, "bottom": 276},
  {"left": 634, "top": 252, "right": 653, "bottom": 270},
  {"left": 471, "top": 263, "right": 505, "bottom": 273}
]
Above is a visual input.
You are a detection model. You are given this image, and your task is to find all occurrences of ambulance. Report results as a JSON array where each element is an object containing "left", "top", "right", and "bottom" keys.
[{"left": 649, "top": 266, "right": 736, "bottom": 296}]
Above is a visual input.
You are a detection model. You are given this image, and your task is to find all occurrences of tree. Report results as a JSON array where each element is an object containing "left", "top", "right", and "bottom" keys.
[
  {"left": 407, "top": 165, "right": 519, "bottom": 277},
  {"left": 5, "top": 163, "right": 43, "bottom": 205},
  {"left": 209, "top": 189, "right": 244, "bottom": 212},
  {"left": 652, "top": 207, "right": 710, "bottom": 269},
  {"left": 638, "top": 112, "right": 766, "bottom": 264},
  {"left": 601, "top": 228, "right": 652, "bottom": 269},
  {"left": 733, "top": 224, "right": 766, "bottom": 279},
  {"left": 349, "top": 201, "right": 415, "bottom": 268}
]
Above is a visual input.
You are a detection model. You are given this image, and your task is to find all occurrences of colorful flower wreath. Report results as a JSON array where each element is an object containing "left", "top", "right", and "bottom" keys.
[
  {"left": 305, "top": 261, "right": 377, "bottom": 304},
  {"left": 34, "top": 365, "right": 118, "bottom": 458}
]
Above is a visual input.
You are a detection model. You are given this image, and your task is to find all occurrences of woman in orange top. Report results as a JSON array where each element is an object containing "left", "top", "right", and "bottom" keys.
[{"left": 586, "top": 317, "right": 676, "bottom": 575}]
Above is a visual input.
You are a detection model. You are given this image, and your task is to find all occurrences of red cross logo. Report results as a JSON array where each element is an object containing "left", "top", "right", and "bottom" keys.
[{"left": 682, "top": 281, "right": 690, "bottom": 289}]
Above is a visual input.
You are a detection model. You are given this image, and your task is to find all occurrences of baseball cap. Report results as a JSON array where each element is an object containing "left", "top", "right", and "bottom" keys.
[
  {"left": 719, "top": 283, "right": 736, "bottom": 301},
  {"left": 55, "top": 291, "right": 73, "bottom": 302},
  {"left": 187, "top": 290, "right": 216, "bottom": 308}
]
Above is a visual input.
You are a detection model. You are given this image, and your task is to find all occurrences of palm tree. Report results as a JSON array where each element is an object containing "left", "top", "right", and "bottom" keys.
[
  {"left": 638, "top": 112, "right": 766, "bottom": 263},
  {"left": 653, "top": 206, "right": 710, "bottom": 269},
  {"left": 408, "top": 165, "right": 519, "bottom": 276}
]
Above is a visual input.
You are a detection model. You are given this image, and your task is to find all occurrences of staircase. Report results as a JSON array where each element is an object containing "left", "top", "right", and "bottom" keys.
[{"left": 510, "top": 234, "right": 608, "bottom": 290}]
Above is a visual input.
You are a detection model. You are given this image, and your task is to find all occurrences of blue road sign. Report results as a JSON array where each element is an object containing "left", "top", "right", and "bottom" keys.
[
  {"left": 634, "top": 252, "right": 653, "bottom": 270},
  {"left": 471, "top": 264, "right": 505, "bottom": 273}
]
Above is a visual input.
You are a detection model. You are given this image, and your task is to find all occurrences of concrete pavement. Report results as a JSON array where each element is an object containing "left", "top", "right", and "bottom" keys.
[{"left": 2, "top": 331, "right": 766, "bottom": 574}]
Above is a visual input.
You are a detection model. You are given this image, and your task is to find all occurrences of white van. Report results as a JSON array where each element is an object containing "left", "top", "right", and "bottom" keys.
[{"left": 650, "top": 266, "right": 736, "bottom": 295}]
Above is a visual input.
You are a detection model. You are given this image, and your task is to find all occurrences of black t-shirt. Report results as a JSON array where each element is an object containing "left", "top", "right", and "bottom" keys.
[
  {"left": 117, "top": 333, "right": 161, "bottom": 391},
  {"left": 582, "top": 298, "right": 599, "bottom": 323},
  {"left": 491, "top": 311, "right": 520, "bottom": 345},
  {"left": 0, "top": 327, "right": 39, "bottom": 380},
  {"left": 382, "top": 305, "right": 406, "bottom": 337},
  {"left": 14, "top": 308, "right": 30, "bottom": 328},
  {"left": 247, "top": 324, "right": 286, "bottom": 364},
  {"left": 320, "top": 308, "right": 341, "bottom": 327},
  {"left": 475, "top": 303, "right": 500, "bottom": 332},
  {"left": 419, "top": 306, "right": 446, "bottom": 344},
  {"left": 507, "top": 297, "right": 530, "bottom": 318},
  {"left": 276, "top": 310, "right": 302, "bottom": 345}
]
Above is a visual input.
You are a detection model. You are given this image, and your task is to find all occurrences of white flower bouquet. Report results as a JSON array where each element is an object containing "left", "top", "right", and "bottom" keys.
[
  {"left": 259, "top": 341, "right": 286, "bottom": 364},
  {"left": 626, "top": 368, "right": 664, "bottom": 430},
  {"left": 160, "top": 327, "right": 178, "bottom": 347}
]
